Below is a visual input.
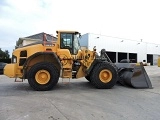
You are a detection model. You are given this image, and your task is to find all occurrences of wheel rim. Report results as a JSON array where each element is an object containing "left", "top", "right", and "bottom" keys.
[
  {"left": 99, "top": 69, "right": 112, "bottom": 83},
  {"left": 35, "top": 70, "right": 50, "bottom": 85}
]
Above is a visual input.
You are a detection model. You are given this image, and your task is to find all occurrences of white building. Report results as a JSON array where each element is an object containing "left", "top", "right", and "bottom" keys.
[{"left": 80, "top": 33, "right": 160, "bottom": 65}]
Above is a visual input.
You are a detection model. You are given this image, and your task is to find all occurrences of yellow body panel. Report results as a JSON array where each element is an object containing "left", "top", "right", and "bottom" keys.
[
  {"left": 4, "top": 30, "right": 96, "bottom": 80},
  {"left": 76, "top": 65, "right": 86, "bottom": 78},
  {"left": 14, "top": 44, "right": 57, "bottom": 58},
  {"left": 80, "top": 49, "right": 95, "bottom": 68},
  {"left": 158, "top": 57, "right": 160, "bottom": 67},
  {"left": 4, "top": 64, "right": 18, "bottom": 78},
  {"left": 57, "top": 49, "right": 73, "bottom": 69}
]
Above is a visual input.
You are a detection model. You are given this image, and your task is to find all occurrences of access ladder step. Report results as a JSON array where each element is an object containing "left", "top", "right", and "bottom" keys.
[{"left": 62, "top": 68, "right": 72, "bottom": 78}]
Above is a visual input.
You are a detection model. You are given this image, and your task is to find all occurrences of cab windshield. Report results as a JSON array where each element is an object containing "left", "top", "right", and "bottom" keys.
[{"left": 73, "top": 34, "right": 81, "bottom": 54}]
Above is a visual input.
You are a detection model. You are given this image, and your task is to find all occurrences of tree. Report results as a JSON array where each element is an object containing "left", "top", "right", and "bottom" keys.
[
  {"left": 0, "top": 48, "right": 10, "bottom": 59},
  {"left": 4, "top": 50, "right": 10, "bottom": 59}
]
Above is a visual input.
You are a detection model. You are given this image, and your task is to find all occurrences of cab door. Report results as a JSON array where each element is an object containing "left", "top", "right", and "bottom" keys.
[{"left": 60, "top": 33, "right": 73, "bottom": 54}]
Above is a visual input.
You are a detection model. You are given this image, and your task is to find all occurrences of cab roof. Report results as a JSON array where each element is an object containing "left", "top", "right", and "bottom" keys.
[{"left": 56, "top": 30, "right": 79, "bottom": 34}]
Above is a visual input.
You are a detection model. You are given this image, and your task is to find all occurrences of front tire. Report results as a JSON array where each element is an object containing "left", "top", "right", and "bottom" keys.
[
  {"left": 85, "top": 75, "right": 91, "bottom": 82},
  {"left": 90, "top": 62, "right": 118, "bottom": 89},
  {"left": 27, "top": 62, "right": 59, "bottom": 91}
]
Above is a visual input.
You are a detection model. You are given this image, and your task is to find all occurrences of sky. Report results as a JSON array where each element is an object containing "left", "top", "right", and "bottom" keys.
[{"left": 0, "top": 0, "right": 160, "bottom": 56}]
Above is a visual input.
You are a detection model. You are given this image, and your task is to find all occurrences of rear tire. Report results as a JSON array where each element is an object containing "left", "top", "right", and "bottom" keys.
[
  {"left": 90, "top": 62, "right": 118, "bottom": 89},
  {"left": 27, "top": 62, "right": 59, "bottom": 91}
]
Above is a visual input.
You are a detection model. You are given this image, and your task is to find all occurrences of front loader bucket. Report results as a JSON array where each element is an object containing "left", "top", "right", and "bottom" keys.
[{"left": 116, "top": 62, "right": 152, "bottom": 89}]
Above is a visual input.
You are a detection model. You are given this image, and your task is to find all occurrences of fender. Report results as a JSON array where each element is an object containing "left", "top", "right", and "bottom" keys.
[{"left": 22, "top": 52, "right": 61, "bottom": 79}]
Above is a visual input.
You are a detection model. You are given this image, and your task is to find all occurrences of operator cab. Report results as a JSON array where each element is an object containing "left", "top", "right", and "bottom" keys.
[{"left": 57, "top": 31, "right": 81, "bottom": 54}]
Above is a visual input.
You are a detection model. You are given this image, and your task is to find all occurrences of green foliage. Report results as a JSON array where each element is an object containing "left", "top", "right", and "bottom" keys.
[{"left": 0, "top": 48, "right": 10, "bottom": 59}]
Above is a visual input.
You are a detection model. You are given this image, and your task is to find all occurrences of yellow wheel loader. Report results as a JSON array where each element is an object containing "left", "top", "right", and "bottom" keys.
[{"left": 3, "top": 30, "right": 152, "bottom": 91}]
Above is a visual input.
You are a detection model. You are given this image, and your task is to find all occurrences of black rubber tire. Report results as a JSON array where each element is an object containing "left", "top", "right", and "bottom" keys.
[
  {"left": 85, "top": 75, "right": 91, "bottom": 82},
  {"left": 27, "top": 62, "right": 59, "bottom": 91},
  {"left": 90, "top": 62, "right": 118, "bottom": 89}
]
